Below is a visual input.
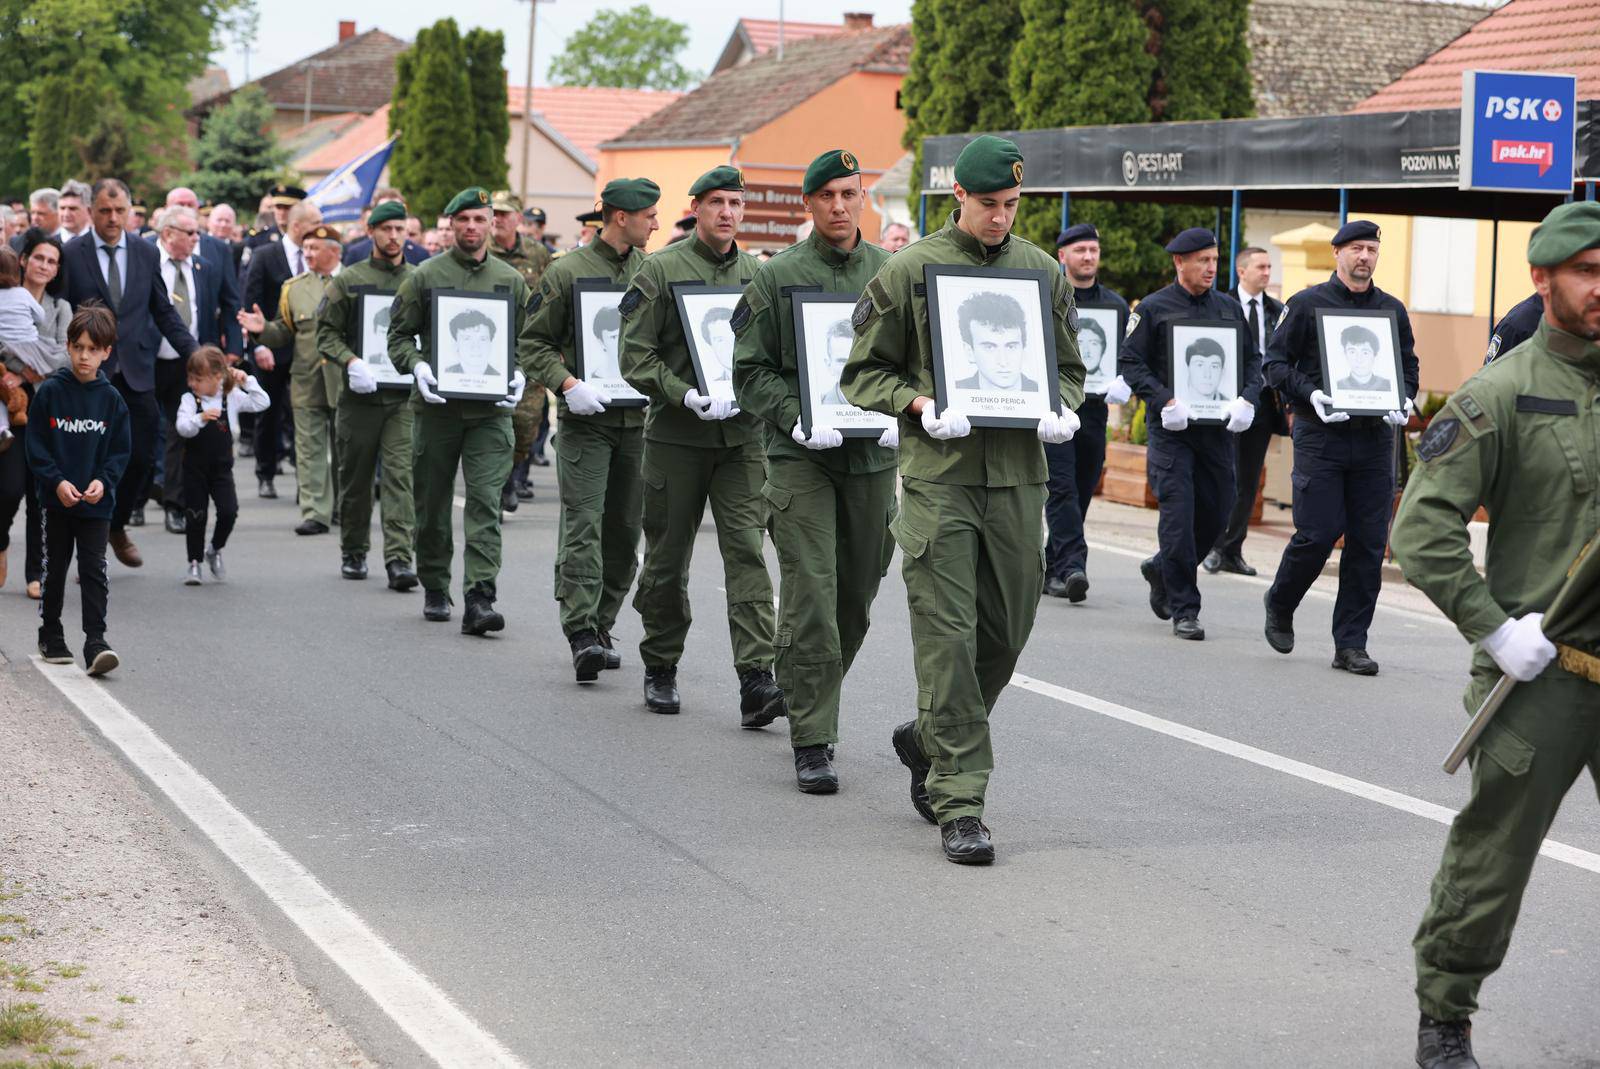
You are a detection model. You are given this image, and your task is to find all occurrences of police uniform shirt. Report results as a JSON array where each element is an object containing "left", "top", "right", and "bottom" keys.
[
  {"left": 1263, "top": 273, "right": 1418, "bottom": 416},
  {"left": 1119, "top": 283, "right": 1263, "bottom": 410},
  {"left": 1484, "top": 292, "right": 1543, "bottom": 365}
]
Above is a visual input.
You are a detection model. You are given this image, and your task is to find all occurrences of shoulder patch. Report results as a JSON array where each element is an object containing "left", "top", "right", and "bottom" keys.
[
  {"left": 619, "top": 286, "right": 645, "bottom": 318},
  {"left": 1124, "top": 311, "right": 1141, "bottom": 339},
  {"left": 1415, "top": 417, "right": 1460, "bottom": 462},
  {"left": 1484, "top": 334, "right": 1502, "bottom": 364},
  {"left": 527, "top": 291, "right": 543, "bottom": 315},
  {"left": 730, "top": 296, "right": 752, "bottom": 333},
  {"left": 1066, "top": 304, "right": 1080, "bottom": 332},
  {"left": 865, "top": 275, "right": 895, "bottom": 314},
  {"left": 852, "top": 294, "right": 876, "bottom": 332}
]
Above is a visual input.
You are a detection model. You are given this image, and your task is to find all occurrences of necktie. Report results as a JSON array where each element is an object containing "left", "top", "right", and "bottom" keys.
[
  {"left": 105, "top": 244, "right": 122, "bottom": 307},
  {"left": 293, "top": 248, "right": 303, "bottom": 275},
  {"left": 1248, "top": 297, "right": 1261, "bottom": 351},
  {"left": 170, "top": 259, "right": 192, "bottom": 331}
]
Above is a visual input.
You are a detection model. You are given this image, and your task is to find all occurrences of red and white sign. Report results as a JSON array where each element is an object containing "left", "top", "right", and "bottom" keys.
[{"left": 1491, "top": 139, "right": 1554, "bottom": 175}]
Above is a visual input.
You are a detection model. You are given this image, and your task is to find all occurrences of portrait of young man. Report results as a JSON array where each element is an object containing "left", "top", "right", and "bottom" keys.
[
  {"left": 589, "top": 304, "right": 622, "bottom": 380},
  {"left": 1335, "top": 324, "right": 1391, "bottom": 391},
  {"left": 698, "top": 306, "right": 735, "bottom": 382},
  {"left": 1182, "top": 337, "right": 1232, "bottom": 403},
  {"left": 816, "top": 317, "right": 852, "bottom": 407},
  {"left": 953, "top": 290, "right": 1038, "bottom": 393},
  {"left": 444, "top": 309, "right": 502, "bottom": 378}
]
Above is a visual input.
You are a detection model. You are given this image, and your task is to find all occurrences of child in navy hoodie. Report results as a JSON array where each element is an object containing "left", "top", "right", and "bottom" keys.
[{"left": 25, "top": 305, "right": 131, "bottom": 676}]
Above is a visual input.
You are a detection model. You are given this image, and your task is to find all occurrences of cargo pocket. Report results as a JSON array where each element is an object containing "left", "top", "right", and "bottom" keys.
[
  {"left": 891, "top": 515, "right": 937, "bottom": 616},
  {"left": 760, "top": 484, "right": 798, "bottom": 563},
  {"left": 1475, "top": 720, "right": 1534, "bottom": 778},
  {"left": 640, "top": 463, "right": 668, "bottom": 541},
  {"left": 1550, "top": 422, "right": 1595, "bottom": 497}
]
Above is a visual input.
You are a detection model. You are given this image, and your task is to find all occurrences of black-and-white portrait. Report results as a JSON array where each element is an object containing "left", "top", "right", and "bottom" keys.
[
  {"left": 1316, "top": 308, "right": 1405, "bottom": 416},
  {"left": 925, "top": 265, "right": 1060, "bottom": 428},
  {"left": 574, "top": 280, "right": 647, "bottom": 407},
  {"left": 353, "top": 288, "right": 412, "bottom": 389},
  {"left": 1075, "top": 303, "right": 1121, "bottom": 396},
  {"left": 431, "top": 289, "right": 514, "bottom": 402},
  {"left": 1166, "top": 320, "right": 1244, "bottom": 425},
  {"left": 674, "top": 286, "right": 744, "bottom": 403},
  {"left": 792, "top": 292, "right": 895, "bottom": 438}
]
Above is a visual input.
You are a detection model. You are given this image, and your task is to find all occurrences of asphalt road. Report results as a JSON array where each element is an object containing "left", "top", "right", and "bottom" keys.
[{"left": 3, "top": 465, "right": 1597, "bottom": 1069}]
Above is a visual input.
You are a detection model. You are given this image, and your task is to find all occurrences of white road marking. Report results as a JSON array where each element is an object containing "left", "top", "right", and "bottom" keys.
[
  {"left": 1011, "top": 672, "right": 1600, "bottom": 875},
  {"left": 34, "top": 659, "right": 529, "bottom": 1069}
]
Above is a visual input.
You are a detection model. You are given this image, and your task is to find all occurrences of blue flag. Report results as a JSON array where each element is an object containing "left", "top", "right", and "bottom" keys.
[{"left": 307, "top": 139, "right": 397, "bottom": 222}]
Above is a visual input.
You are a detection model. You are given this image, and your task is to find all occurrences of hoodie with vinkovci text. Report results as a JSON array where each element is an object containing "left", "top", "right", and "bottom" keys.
[{"left": 25, "top": 366, "right": 132, "bottom": 521}]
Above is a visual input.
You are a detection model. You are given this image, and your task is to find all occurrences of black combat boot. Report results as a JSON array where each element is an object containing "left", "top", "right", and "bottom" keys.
[
  {"left": 385, "top": 560, "right": 419, "bottom": 591},
  {"left": 940, "top": 816, "right": 995, "bottom": 865},
  {"left": 793, "top": 744, "right": 839, "bottom": 794},
  {"left": 341, "top": 552, "right": 368, "bottom": 580},
  {"left": 890, "top": 721, "right": 936, "bottom": 825},
  {"left": 1416, "top": 1014, "right": 1478, "bottom": 1069},
  {"left": 1140, "top": 555, "right": 1170, "bottom": 620},
  {"left": 569, "top": 629, "right": 607, "bottom": 683},
  {"left": 1264, "top": 590, "right": 1295, "bottom": 654},
  {"left": 738, "top": 667, "right": 786, "bottom": 728},
  {"left": 500, "top": 476, "right": 519, "bottom": 513},
  {"left": 597, "top": 628, "right": 622, "bottom": 670},
  {"left": 461, "top": 590, "right": 505, "bottom": 636},
  {"left": 513, "top": 457, "right": 534, "bottom": 500},
  {"left": 1063, "top": 570, "right": 1089, "bottom": 603},
  {"left": 423, "top": 590, "right": 452, "bottom": 622},
  {"left": 644, "top": 665, "right": 680, "bottom": 714}
]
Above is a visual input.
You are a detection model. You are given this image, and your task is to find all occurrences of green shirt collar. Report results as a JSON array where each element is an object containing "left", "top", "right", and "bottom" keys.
[
  {"left": 1539, "top": 317, "right": 1600, "bottom": 374},
  {"left": 689, "top": 233, "right": 741, "bottom": 268},
  {"left": 945, "top": 210, "right": 1010, "bottom": 261},
  {"left": 449, "top": 245, "right": 490, "bottom": 272},
  {"left": 365, "top": 253, "right": 406, "bottom": 274},
  {"left": 591, "top": 236, "right": 633, "bottom": 266},
  {"left": 807, "top": 227, "right": 865, "bottom": 267}
]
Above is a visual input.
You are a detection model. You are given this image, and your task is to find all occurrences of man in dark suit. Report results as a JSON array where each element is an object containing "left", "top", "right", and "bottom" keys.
[
  {"left": 1205, "top": 245, "right": 1288, "bottom": 576},
  {"left": 162, "top": 189, "right": 242, "bottom": 322},
  {"left": 62, "top": 177, "right": 197, "bottom": 567}
]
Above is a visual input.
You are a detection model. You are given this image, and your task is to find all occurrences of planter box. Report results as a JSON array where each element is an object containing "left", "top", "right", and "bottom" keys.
[{"left": 1101, "top": 441, "right": 1158, "bottom": 509}]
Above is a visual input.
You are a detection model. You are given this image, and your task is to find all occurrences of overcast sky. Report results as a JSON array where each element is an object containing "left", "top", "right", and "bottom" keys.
[{"left": 215, "top": 2, "right": 916, "bottom": 88}]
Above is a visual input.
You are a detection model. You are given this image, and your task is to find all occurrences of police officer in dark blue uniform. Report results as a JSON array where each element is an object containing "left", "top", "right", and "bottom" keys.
[
  {"left": 1044, "top": 223, "right": 1132, "bottom": 602},
  {"left": 1261, "top": 219, "right": 1418, "bottom": 675},
  {"left": 1483, "top": 291, "right": 1541, "bottom": 364},
  {"left": 1121, "top": 228, "right": 1263, "bottom": 639}
]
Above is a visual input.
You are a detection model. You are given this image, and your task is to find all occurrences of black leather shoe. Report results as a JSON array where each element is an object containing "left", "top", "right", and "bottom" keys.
[
  {"left": 164, "top": 506, "right": 187, "bottom": 534},
  {"left": 461, "top": 591, "right": 505, "bottom": 636},
  {"left": 1215, "top": 551, "right": 1257, "bottom": 576},
  {"left": 385, "top": 560, "right": 419, "bottom": 591},
  {"left": 1264, "top": 590, "right": 1295, "bottom": 654},
  {"left": 258, "top": 479, "right": 277, "bottom": 499},
  {"left": 1140, "top": 556, "right": 1170, "bottom": 620},
  {"left": 500, "top": 479, "right": 519, "bottom": 513},
  {"left": 794, "top": 745, "right": 839, "bottom": 794},
  {"left": 1333, "top": 647, "right": 1380, "bottom": 676},
  {"left": 1173, "top": 616, "right": 1205, "bottom": 641},
  {"left": 569, "top": 629, "right": 607, "bottom": 683},
  {"left": 513, "top": 459, "right": 535, "bottom": 500},
  {"left": 1202, "top": 549, "right": 1223, "bottom": 574},
  {"left": 940, "top": 816, "right": 995, "bottom": 865},
  {"left": 891, "top": 721, "right": 937, "bottom": 825},
  {"left": 295, "top": 519, "right": 329, "bottom": 536},
  {"left": 597, "top": 629, "right": 622, "bottom": 670},
  {"left": 341, "top": 553, "right": 368, "bottom": 580},
  {"left": 644, "top": 665, "right": 680, "bottom": 714},
  {"left": 128, "top": 506, "right": 145, "bottom": 527},
  {"left": 738, "top": 667, "right": 787, "bottom": 728},
  {"left": 423, "top": 590, "right": 452, "bottom": 622},
  {"left": 1064, "top": 571, "right": 1089, "bottom": 603},
  {"left": 1416, "top": 1015, "right": 1478, "bottom": 1069},
  {"left": 1043, "top": 575, "right": 1068, "bottom": 598}
]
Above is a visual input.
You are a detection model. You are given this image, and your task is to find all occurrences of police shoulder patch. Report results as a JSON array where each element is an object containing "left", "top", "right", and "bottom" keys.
[
  {"left": 1124, "top": 311, "right": 1141, "bottom": 339},
  {"left": 1066, "top": 304, "right": 1080, "bottom": 332},
  {"left": 1415, "top": 417, "right": 1460, "bottom": 462},
  {"left": 1484, "top": 334, "right": 1502, "bottom": 364}
]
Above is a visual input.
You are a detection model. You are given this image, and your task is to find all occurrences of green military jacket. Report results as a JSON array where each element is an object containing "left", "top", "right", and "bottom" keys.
[
  {"left": 619, "top": 233, "right": 763, "bottom": 448},
  {"left": 1391, "top": 318, "right": 1600, "bottom": 665},
  {"left": 732, "top": 228, "right": 895, "bottom": 474},
  {"left": 386, "top": 245, "right": 533, "bottom": 421},
  {"left": 841, "top": 211, "right": 1085, "bottom": 487},
  {"left": 490, "top": 233, "right": 553, "bottom": 291},
  {"left": 258, "top": 270, "right": 341, "bottom": 395},
  {"left": 315, "top": 255, "right": 413, "bottom": 408},
  {"left": 521, "top": 235, "right": 646, "bottom": 429}
]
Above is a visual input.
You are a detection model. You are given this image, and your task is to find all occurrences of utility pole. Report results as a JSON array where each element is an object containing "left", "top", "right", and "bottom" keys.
[
  {"left": 777, "top": 0, "right": 785, "bottom": 61},
  {"left": 519, "top": 0, "right": 549, "bottom": 205}
]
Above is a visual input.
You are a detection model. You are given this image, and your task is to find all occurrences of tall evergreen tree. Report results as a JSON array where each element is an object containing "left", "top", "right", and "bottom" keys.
[
  {"left": 388, "top": 19, "right": 482, "bottom": 218},
  {"left": 185, "top": 86, "right": 288, "bottom": 207},
  {"left": 463, "top": 28, "right": 510, "bottom": 192}
]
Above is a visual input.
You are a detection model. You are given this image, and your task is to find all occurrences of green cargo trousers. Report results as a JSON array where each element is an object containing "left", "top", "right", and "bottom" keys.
[
  {"left": 336, "top": 399, "right": 415, "bottom": 564},
  {"left": 290, "top": 370, "right": 337, "bottom": 525},
  {"left": 764, "top": 456, "right": 897, "bottom": 747},
  {"left": 511, "top": 384, "right": 547, "bottom": 464},
  {"left": 633, "top": 438, "right": 775, "bottom": 671},
  {"left": 1414, "top": 664, "right": 1600, "bottom": 1021},
  {"left": 411, "top": 404, "right": 514, "bottom": 598},
  {"left": 554, "top": 419, "right": 645, "bottom": 636},
  {"left": 891, "top": 477, "right": 1046, "bottom": 823}
]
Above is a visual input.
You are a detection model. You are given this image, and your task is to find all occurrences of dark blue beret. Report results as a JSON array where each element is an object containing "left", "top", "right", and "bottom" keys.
[
  {"left": 1332, "top": 219, "right": 1381, "bottom": 246},
  {"left": 1056, "top": 223, "right": 1099, "bottom": 248},
  {"left": 1164, "top": 227, "right": 1217, "bottom": 254}
]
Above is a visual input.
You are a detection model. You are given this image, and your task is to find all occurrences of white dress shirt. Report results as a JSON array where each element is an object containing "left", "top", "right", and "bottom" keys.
[
  {"left": 282, "top": 235, "right": 304, "bottom": 276},
  {"left": 94, "top": 231, "right": 129, "bottom": 296},
  {"left": 157, "top": 240, "right": 199, "bottom": 361}
]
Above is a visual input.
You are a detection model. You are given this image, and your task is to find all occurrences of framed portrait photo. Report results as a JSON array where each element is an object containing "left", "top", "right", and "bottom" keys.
[
  {"left": 792, "top": 291, "right": 895, "bottom": 438},
  {"left": 348, "top": 287, "right": 412, "bottom": 390},
  {"left": 674, "top": 285, "right": 744, "bottom": 403},
  {"left": 1074, "top": 302, "right": 1122, "bottom": 397},
  {"left": 1167, "top": 319, "right": 1244, "bottom": 426},
  {"left": 573, "top": 279, "right": 647, "bottom": 407},
  {"left": 1316, "top": 307, "right": 1406, "bottom": 416},
  {"left": 924, "top": 265, "right": 1061, "bottom": 429},
  {"left": 430, "top": 289, "right": 514, "bottom": 402}
]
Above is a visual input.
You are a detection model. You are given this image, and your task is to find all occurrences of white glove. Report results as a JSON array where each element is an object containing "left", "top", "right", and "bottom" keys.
[
  {"left": 877, "top": 423, "right": 899, "bottom": 449},
  {"left": 684, "top": 388, "right": 718, "bottom": 420},
  {"left": 563, "top": 379, "right": 610, "bottom": 416},
  {"left": 792, "top": 418, "right": 842, "bottom": 450},
  {"left": 413, "top": 361, "right": 445, "bottom": 404},
  {"left": 919, "top": 403, "right": 970, "bottom": 440},
  {"left": 707, "top": 396, "right": 740, "bottom": 420},
  {"left": 1383, "top": 397, "right": 1415, "bottom": 427},
  {"left": 1224, "top": 396, "right": 1255, "bottom": 434},
  {"left": 1310, "top": 389, "right": 1350, "bottom": 424},
  {"left": 1036, "top": 409, "right": 1079, "bottom": 444},
  {"left": 1104, "top": 375, "right": 1133, "bottom": 405},
  {"left": 1481, "top": 614, "right": 1558, "bottom": 682},
  {"left": 1159, "top": 399, "right": 1190, "bottom": 432},
  {"left": 346, "top": 357, "right": 378, "bottom": 394},
  {"left": 496, "top": 368, "right": 526, "bottom": 409}
]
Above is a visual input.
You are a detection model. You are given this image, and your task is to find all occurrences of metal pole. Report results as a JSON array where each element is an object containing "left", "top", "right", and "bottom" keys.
[
  {"left": 1059, "top": 191, "right": 1070, "bottom": 234},
  {"left": 1488, "top": 205, "right": 1499, "bottom": 342},
  {"left": 1338, "top": 188, "right": 1348, "bottom": 226},
  {"left": 1588, "top": 182, "right": 1596, "bottom": 202},
  {"left": 1229, "top": 189, "right": 1242, "bottom": 275},
  {"left": 519, "top": 0, "right": 538, "bottom": 205},
  {"left": 303, "top": 64, "right": 313, "bottom": 127},
  {"left": 778, "top": 0, "right": 785, "bottom": 60},
  {"left": 918, "top": 192, "right": 927, "bottom": 237}
]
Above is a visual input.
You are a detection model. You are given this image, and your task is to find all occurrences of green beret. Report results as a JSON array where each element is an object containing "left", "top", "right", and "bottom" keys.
[
  {"left": 367, "top": 200, "right": 406, "bottom": 227},
  {"left": 600, "top": 177, "right": 662, "bottom": 213},
  {"left": 443, "top": 187, "right": 492, "bottom": 216},
  {"left": 802, "top": 149, "right": 861, "bottom": 196},
  {"left": 688, "top": 166, "right": 744, "bottom": 198},
  {"left": 1527, "top": 201, "right": 1600, "bottom": 267},
  {"left": 954, "top": 135, "right": 1024, "bottom": 194}
]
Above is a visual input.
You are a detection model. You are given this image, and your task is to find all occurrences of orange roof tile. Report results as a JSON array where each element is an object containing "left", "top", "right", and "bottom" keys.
[
  {"left": 1352, "top": 0, "right": 1600, "bottom": 113},
  {"left": 296, "top": 105, "right": 392, "bottom": 173},
  {"left": 507, "top": 86, "right": 683, "bottom": 163},
  {"left": 739, "top": 18, "right": 846, "bottom": 55}
]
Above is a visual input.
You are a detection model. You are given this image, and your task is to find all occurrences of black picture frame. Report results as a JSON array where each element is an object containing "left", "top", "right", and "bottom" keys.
[
  {"left": 791, "top": 290, "right": 895, "bottom": 439},
  {"left": 347, "top": 286, "right": 412, "bottom": 391},
  {"left": 572, "top": 278, "right": 647, "bottom": 408},
  {"left": 1315, "top": 306, "right": 1407, "bottom": 417},
  {"left": 924, "top": 264, "right": 1061, "bottom": 429},
  {"left": 1074, "top": 301, "right": 1123, "bottom": 397},
  {"left": 1165, "top": 318, "right": 1245, "bottom": 427},
  {"left": 672, "top": 284, "right": 745, "bottom": 401},
  {"left": 429, "top": 288, "right": 514, "bottom": 403}
]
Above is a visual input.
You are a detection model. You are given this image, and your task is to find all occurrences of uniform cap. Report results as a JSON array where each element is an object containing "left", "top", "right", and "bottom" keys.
[
  {"left": 954, "top": 135, "right": 1024, "bottom": 194},
  {"left": 1056, "top": 222, "right": 1099, "bottom": 248},
  {"left": 269, "top": 184, "right": 308, "bottom": 207},
  {"left": 1331, "top": 219, "right": 1381, "bottom": 246},
  {"left": 599, "top": 177, "right": 662, "bottom": 213},
  {"left": 303, "top": 224, "right": 343, "bottom": 244},
  {"left": 490, "top": 190, "right": 522, "bottom": 213},
  {"left": 366, "top": 200, "right": 406, "bottom": 227},
  {"left": 1164, "top": 227, "right": 1217, "bottom": 254},
  {"left": 522, "top": 206, "right": 547, "bottom": 223},
  {"left": 576, "top": 209, "right": 604, "bottom": 226},
  {"left": 802, "top": 149, "right": 861, "bottom": 196},
  {"left": 1527, "top": 201, "right": 1600, "bottom": 267},
  {"left": 689, "top": 166, "right": 744, "bottom": 198},
  {"left": 675, "top": 213, "right": 697, "bottom": 230},
  {"left": 444, "top": 187, "right": 493, "bottom": 216}
]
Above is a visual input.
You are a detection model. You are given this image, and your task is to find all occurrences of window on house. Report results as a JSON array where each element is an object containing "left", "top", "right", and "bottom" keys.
[{"left": 1409, "top": 217, "right": 1477, "bottom": 315}]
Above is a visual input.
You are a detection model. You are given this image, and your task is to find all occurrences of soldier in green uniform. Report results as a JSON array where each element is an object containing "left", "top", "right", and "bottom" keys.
[
  {"left": 842, "top": 135, "right": 1084, "bottom": 864},
  {"left": 619, "top": 165, "right": 785, "bottom": 725},
  {"left": 386, "top": 187, "right": 530, "bottom": 635},
  {"left": 522, "top": 177, "right": 660, "bottom": 682},
  {"left": 1392, "top": 201, "right": 1600, "bottom": 1069},
  {"left": 731, "top": 149, "right": 897, "bottom": 794},
  {"left": 313, "top": 199, "right": 419, "bottom": 591},
  {"left": 489, "top": 190, "right": 553, "bottom": 511},
  {"left": 240, "top": 223, "right": 345, "bottom": 536}
]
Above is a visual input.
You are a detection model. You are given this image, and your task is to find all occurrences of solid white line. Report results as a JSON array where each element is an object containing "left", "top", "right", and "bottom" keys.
[
  {"left": 1011, "top": 671, "right": 1600, "bottom": 876},
  {"left": 34, "top": 659, "right": 529, "bottom": 1069}
]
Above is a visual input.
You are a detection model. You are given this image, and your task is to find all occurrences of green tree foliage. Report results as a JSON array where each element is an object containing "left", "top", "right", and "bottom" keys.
[
  {"left": 389, "top": 19, "right": 476, "bottom": 219},
  {"left": 464, "top": 28, "right": 510, "bottom": 193},
  {"left": 547, "top": 5, "right": 696, "bottom": 91},
  {"left": 185, "top": 85, "right": 288, "bottom": 207}
]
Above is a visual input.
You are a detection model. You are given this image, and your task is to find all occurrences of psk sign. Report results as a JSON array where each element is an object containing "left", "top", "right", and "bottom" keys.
[{"left": 1459, "top": 70, "right": 1577, "bottom": 194}]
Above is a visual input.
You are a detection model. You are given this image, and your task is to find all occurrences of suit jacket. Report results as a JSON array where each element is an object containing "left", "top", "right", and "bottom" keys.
[
  {"left": 149, "top": 235, "right": 243, "bottom": 355},
  {"left": 1232, "top": 287, "right": 1289, "bottom": 435},
  {"left": 243, "top": 239, "right": 295, "bottom": 371},
  {"left": 62, "top": 231, "right": 196, "bottom": 393},
  {"left": 342, "top": 236, "right": 430, "bottom": 267}
]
